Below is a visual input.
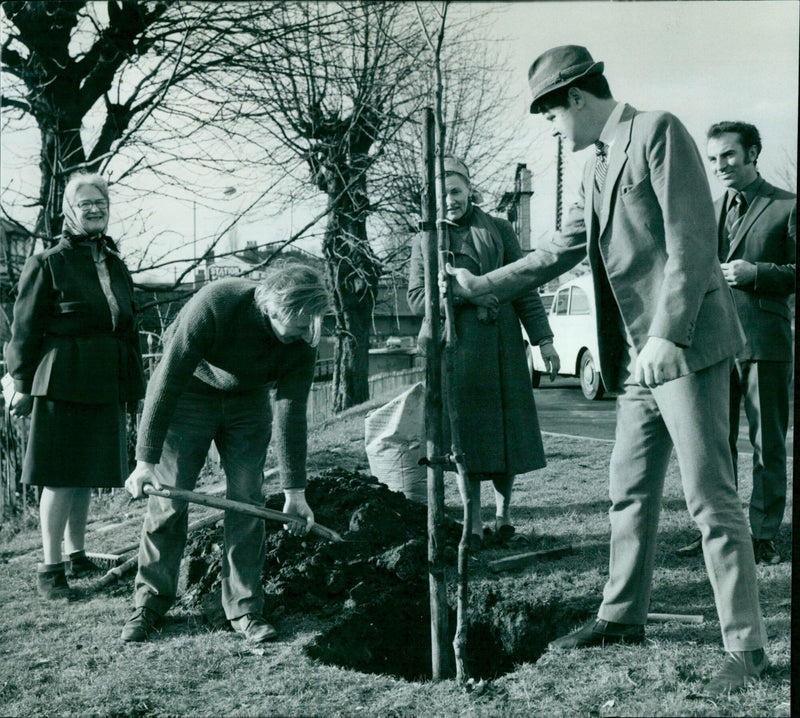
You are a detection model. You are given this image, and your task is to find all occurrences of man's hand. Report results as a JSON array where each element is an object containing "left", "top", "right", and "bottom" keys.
[
  {"left": 635, "top": 336, "right": 684, "bottom": 388},
  {"left": 442, "top": 263, "right": 491, "bottom": 299},
  {"left": 8, "top": 392, "right": 33, "bottom": 418},
  {"left": 125, "top": 460, "right": 162, "bottom": 499},
  {"left": 282, "top": 488, "right": 315, "bottom": 536},
  {"left": 539, "top": 341, "right": 561, "bottom": 381},
  {"left": 720, "top": 260, "right": 756, "bottom": 287}
]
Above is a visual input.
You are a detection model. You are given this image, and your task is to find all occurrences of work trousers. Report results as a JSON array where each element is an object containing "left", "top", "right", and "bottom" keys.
[
  {"left": 134, "top": 387, "right": 272, "bottom": 620},
  {"left": 597, "top": 359, "right": 767, "bottom": 652},
  {"left": 729, "top": 358, "right": 791, "bottom": 540}
]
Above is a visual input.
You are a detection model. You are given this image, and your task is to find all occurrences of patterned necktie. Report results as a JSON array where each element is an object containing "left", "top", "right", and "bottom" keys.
[
  {"left": 720, "top": 191, "right": 747, "bottom": 259},
  {"left": 594, "top": 141, "right": 608, "bottom": 194}
]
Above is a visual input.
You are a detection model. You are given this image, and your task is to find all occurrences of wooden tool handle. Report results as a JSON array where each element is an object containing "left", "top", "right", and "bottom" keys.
[{"left": 143, "top": 484, "right": 343, "bottom": 542}]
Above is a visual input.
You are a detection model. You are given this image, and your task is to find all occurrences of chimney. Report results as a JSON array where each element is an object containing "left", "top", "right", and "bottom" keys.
[
  {"left": 227, "top": 225, "right": 240, "bottom": 254},
  {"left": 515, "top": 164, "right": 533, "bottom": 251}
]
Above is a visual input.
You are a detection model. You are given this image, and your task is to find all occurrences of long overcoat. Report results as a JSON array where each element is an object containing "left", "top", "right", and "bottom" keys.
[{"left": 407, "top": 205, "right": 553, "bottom": 476}]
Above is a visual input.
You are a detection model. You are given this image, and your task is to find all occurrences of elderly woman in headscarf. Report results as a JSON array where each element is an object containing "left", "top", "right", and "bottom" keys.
[
  {"left": 6, "top": 172, "right": 145, "bottom": 599},
  {"left": 407, "top": 156, "right": 560, "bottom": 549}
]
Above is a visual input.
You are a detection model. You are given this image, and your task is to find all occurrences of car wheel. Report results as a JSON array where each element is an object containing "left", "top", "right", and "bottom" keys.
[
  {"left": 579, "top": 350, "right": 605, "bottom": 401},
  {"left": 525, "top": 344, "right": 541, "bottom": 388}
]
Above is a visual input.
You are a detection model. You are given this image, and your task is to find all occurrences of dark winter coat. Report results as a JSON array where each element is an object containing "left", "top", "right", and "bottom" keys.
[
  {"left": 407, "top": 205, "right": 553, "bottom": 476},
  {"left": 6, "top": 236, "right": 145, "bottom": 405}
]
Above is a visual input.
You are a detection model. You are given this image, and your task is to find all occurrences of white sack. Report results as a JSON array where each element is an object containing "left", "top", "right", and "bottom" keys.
[{"left": 364, "top": 382, "right": 426, "bottom": 503}]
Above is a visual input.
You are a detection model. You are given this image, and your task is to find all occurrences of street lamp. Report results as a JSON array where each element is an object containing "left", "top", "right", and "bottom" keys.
[{"left": 192, "top": 187, "right": 237, "bottom": 283}]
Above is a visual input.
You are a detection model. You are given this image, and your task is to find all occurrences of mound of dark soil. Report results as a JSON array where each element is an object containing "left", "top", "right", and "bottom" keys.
[
  {"left": 181, "top": 468, "right": 460, "bottom": 624},
  {"left": 181, "top": 468, "right": 587, "bottom": 681}
]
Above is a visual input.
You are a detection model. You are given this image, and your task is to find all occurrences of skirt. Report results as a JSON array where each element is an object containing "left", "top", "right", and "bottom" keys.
[{"left": 22, "top": 398, "right": 129, "bottom": 488}]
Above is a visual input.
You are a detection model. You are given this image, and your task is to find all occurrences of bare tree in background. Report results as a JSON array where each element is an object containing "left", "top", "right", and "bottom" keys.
[
  {"left": 769, "top": 148, "right": 797, "bottom": 194},
  {"left": 225, "top": 2, "right": 535, "bottom": 410},
  {"left": 225, "top": 1, "right": 434, "bottom": 411},
  {"left": 2, "top": 0, "right": 547, "bottom": 412},
  {"left": 370, "top": 38, "right": 537, "bottom": 272},
  {"left": 0, "top": 1, "right": 320, "bottom": 276}
]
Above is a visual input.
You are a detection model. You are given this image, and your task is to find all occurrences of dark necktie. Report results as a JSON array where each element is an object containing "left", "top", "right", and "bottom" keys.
[
  {"left": 594, "top": 141, "right": 608, "bottom": 194},
  {"left": 720, "top": 191, "right": 747, "bottom": 259}
]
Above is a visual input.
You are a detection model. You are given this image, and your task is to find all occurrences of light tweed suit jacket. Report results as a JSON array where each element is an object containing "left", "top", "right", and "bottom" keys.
[{"left": 482, "top": 104, "right": 744, "bottom": 391}]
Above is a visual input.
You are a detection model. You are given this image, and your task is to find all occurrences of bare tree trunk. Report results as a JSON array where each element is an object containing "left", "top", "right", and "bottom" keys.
[
  {"left": 415, "top": 0, "right": 470, "bottom": 684},
  {"left": 37, "top": 124, "right": 86, "bottom": 241},
  {"left": 435, "top": 112, "right": 472, "bottom": 690},
  {"left": 321, "top": 165, "right": 380, "bottom": 412},
  {"left": 420, "top": 107, "right": 452, "bottom": 681},
  {"left": 429, "top": 5, "right": 471, "bottom": 685}
]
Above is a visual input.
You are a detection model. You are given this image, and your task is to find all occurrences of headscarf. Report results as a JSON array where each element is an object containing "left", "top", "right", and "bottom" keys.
[
  {"left": 443, "top": 155, "right": 484, "bottom": 206},
  {"left": 62, "top": 173, "right": 110, "bottom": 239}
]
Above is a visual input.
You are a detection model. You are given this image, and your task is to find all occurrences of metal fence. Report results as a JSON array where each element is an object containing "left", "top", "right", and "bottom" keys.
[{"left": 0, "top": 400, "right": 32, "bottom": 516}]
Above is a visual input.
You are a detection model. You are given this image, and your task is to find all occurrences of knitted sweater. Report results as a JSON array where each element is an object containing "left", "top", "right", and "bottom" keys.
[{"left": 136, "top": 278, "right": 316, "bottom": 489}]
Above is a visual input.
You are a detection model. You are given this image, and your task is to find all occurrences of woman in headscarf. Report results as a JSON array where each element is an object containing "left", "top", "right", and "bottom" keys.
[
  {"left": 407, "top": 156, "right": 560, "bottom": 549},
  {"left": 6, "top": 172, "right": 145, "bottom": 598}
]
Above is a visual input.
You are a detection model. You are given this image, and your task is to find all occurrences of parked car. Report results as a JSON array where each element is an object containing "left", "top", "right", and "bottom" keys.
[{"left": 521, "top": 273, "right": 606, "bottom": 400}]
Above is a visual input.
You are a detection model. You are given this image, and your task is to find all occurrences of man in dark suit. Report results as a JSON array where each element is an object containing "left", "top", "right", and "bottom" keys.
[
  {"left": 677, "top": 123, "right": 795, "bottom": 564},
  {"left": 446, "top": 46, "right": 768, "bottom": 695}
]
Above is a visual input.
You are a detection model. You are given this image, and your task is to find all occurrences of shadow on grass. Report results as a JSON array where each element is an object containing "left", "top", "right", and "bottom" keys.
[
  {"left": 302, "top": 527, "right": 792, "bottom": 683},
  {"left": 509, "top": 496, "right": 692, "bottom": 520}
]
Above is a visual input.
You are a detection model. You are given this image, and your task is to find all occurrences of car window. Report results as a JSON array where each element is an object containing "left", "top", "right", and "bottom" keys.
[
  {"left": 554, "top": 289, "right": 569, "bottom": 315},
  {"left": 569, "top": 286, "right": 590, "bottom": 315}
]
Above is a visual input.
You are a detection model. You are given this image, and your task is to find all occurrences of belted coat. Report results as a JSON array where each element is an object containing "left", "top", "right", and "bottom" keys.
[{"left": 6, "top": 236, "right": 145, "bottom": 406}]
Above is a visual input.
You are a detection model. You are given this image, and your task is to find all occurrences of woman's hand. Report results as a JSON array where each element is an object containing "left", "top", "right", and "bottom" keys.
[
  {"left": 9, "top": 392, "right": 33, "bottom": 418},
  {"left": 539, "top": 341, "right": 561, "bottom": 381},
  {"left": 282, "top": 489, "right": 315, "bottom": 536},
  {"left": 125, "top": 461, "right": 162, "bottom": 499}
]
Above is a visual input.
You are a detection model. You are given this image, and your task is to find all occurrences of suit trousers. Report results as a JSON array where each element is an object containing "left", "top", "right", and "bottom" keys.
[
  {"left": 730, "top": 358, "right": 792, "bottom": 540},
  {"left": 134, "top": 387, "right": 272, "bottom": 620},
  {"left": 597, "top": 359, "right": 766, "bottom": 652}
]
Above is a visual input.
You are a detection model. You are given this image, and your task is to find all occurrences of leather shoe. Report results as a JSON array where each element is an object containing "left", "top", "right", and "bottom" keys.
[
  {"left": 549, "top": 618, "right": 645, "bottom": 650},
  {"left": 121, "top": 606, "right": 163, "bottom": 642},
  {"left": 753, "top": 538, "right": 780, "bottom": 565},
  {"left": 694, "top": 649, "right": 768, "bottom": 696},
  {"left": 675, "top": 533, "right": 702, "bottom": 557},
  {"left": 231, "top": 614, "right": 277, "bottom": 643},
  {"left": 494, "top": 520, "right": 516, "bottom": 542},
  {"left": 67, "top": 551, "right": 104, "bottom": 578}
]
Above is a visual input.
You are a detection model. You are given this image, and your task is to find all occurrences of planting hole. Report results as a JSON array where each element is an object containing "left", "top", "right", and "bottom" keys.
[{"left": 306, "top": 589, "right": 595, "bottom": 681}]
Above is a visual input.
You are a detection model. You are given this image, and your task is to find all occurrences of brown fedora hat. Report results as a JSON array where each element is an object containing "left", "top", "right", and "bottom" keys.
[{"left": 527, "top": 45, "right": 604, "bottom": 113}]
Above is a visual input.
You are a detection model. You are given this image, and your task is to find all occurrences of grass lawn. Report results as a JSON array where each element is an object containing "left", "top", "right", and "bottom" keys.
[{"left": 0, "top": 390, "right": 791, "bottom": 717}]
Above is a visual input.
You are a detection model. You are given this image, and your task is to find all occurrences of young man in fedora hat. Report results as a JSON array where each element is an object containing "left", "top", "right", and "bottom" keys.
[{"left": 446, "top": 45, "right": 768, "bottom": 696}]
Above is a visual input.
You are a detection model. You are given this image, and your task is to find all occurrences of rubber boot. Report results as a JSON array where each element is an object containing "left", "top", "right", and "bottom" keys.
[{"left": 37, "top": 562, "right": 72, "bottom": 600}]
